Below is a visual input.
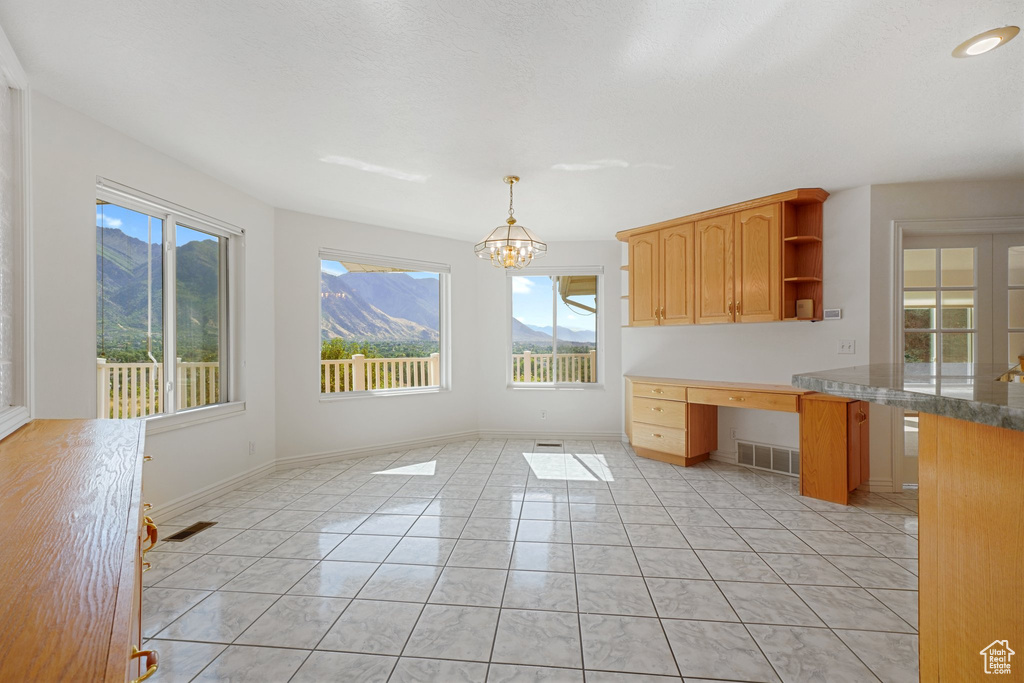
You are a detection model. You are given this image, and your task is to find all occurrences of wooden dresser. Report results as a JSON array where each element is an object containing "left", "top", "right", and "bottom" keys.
[
  {"left": 625, "top": 376, "right": 870, "bottom": 504},
  {"left": 0, "top": 419, "right": 157, "bottom": 682}
]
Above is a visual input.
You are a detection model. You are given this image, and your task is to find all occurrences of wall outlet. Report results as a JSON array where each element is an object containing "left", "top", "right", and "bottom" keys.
[
  {"left": 838, "top": 339, "right": 856, "bottom": 354},
  {"left": 730, "top": 428, "right": 738, "bottom": 440},
  {"left": 248, "top": 441, "right": 256, "bottom": 456},
  {"left": 540, "top": 410, "right": 547, "bottom": 420}
]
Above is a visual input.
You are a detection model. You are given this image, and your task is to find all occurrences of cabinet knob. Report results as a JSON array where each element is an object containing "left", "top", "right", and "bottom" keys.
[
  {"left": 130, "top": 646, "right": 158, "bottom": 683},
  {"left": 652, "top": 433, "right": 663, "bottom": 438}
]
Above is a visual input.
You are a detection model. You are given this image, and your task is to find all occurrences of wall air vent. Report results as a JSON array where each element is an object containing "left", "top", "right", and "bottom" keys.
[
  {"left": 163, "top": 521, "right": 218, "bottom": 542},
  {"left": 736, "top": 439, "right": 799, "bottom": 477}
]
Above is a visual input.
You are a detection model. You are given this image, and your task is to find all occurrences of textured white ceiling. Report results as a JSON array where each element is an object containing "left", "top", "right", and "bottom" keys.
[{"left": 2, "top": 0, "right": 1023, "bottom": 240}]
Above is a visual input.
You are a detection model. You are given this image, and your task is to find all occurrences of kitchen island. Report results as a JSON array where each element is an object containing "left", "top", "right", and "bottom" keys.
[{"left": 793, "top": 364, "right": 1023, "bottom": 682}]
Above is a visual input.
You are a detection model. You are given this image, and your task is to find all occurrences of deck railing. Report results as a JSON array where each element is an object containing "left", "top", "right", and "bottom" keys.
[
  {"left": 321, "top": 353, "right": 440, "bottom": 393},
  {"left": 96, "top": 358, "right": 220, "bottom": 418},
  {"left": 512, "top": 350, "right": 597, "bottom": 383}
]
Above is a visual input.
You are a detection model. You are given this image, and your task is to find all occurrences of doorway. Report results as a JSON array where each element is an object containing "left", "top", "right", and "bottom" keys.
[{"left": 897, "top": 227, "right": 1024, "bottom": 486}]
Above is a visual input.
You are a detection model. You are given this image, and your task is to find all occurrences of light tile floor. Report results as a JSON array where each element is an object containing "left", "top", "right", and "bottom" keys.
[{"left": 144, "top": 439, "right": 919, "bottom": 682}]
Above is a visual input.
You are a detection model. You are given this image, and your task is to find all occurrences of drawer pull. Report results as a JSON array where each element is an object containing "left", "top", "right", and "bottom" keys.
[
  {"left": 130, "top": 646, "right": 158, "bottom": 682},
  {"left": 650, "top": 407, "right": 663, "bottom": 412},
  {"left": 142, "top": 516, "right": 158, "bottom": 556},
  {"left": 651, "top": 389, "right": 663, "bottom": 394},
  {"left": 143, "top": 455, "right": 153, "bottom": 462},
  {"left": 142, "top": 561, "right": 151, "bottom": 573},
  {"left": 651, "top": 433, "right": 663, "bottom": 438},
  {"left": 143, "top": 502, "right": 152, "bottom": 511},
  {"left": 728, "top": 397, "right": 745, "bottom": 402},
  {"left": 857, "top": 410, "right": 867, "bottom": 424}
]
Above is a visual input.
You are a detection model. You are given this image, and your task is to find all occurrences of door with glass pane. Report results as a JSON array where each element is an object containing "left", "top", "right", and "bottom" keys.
[
  {"left": 994, "top": 234, "right": 1024, "bottom": 367},
  {"left": 901, "top": 236, "right": 993, "bottom": 484}
]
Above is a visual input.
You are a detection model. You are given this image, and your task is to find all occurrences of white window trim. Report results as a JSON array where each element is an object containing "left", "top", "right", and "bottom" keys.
[
  {"left": 96, "top": 178, "right": 246, "bottom": 427},
  {"left": 506, "top": 266, "right": 605, "bottom": 390},
  {"left": 0, "top": 27, "right": 32, "bottom": 440},
  {"left": 317, "top": 248, "right": 451, "bottom": 399}
]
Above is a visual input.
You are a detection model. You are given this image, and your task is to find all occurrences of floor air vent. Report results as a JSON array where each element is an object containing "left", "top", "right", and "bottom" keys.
[
  {"left": 163, "top": 521, "right": 217, "bottom": 542},
  {"left": 736, "top": 440, "right": 799, "bottom": 477},
  {"left": 536, "top": 442, "right": 563, "bottom": 448}
]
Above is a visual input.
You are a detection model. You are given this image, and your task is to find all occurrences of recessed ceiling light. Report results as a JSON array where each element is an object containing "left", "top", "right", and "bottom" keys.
[{"left": 952, "top": 26, "right": 1019, "bottom": 58}]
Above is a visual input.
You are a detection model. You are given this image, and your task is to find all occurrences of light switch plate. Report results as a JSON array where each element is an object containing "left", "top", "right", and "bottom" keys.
[
  {"left": 838, "top": 339, "right": 856, "bottom": 354},
  {"left": 824, "top": 308, "right": 842, "bottom": 320}
]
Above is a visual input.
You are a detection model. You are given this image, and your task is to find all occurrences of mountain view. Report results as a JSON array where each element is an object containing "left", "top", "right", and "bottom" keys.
[
  {"left": 320, "top": 271, "right": 439, "bottom": 341},
  {"left": 97, "top": 226, "right": 221, "bottom": 362}
]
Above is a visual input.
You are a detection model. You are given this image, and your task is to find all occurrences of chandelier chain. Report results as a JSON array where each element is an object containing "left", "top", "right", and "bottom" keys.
[{"left": 508, "top": 181, "right": 515, "bottom": 219}]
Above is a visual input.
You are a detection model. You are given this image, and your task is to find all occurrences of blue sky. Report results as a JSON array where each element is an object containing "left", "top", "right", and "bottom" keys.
[
  {"left": 512, "top": 275, "right": 597, "bottom": 331},
  {"left": 321, "top": 259, "right": 439, "bottom": 279},
  {"left": 97, "top": 203, "right": 218, "bottom": 246}
]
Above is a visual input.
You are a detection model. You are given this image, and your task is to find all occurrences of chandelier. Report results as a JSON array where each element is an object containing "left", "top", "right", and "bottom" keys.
[{"left": 474, "top": 175, "right": 547, "bottom": 269}]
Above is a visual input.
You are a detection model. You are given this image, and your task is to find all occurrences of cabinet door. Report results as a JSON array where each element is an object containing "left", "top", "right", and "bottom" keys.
[
  {"left": 629, "top": 233, "right": 660, "bottom": 326},
  {"left": 695, "top": 214, "right": 735, "bottom": 324},
  {"left": 735, "top": 204, "right": 781, "bottom": 322},
  {"left": 660, "top": 224, "right": 695, "bottom": 325}
]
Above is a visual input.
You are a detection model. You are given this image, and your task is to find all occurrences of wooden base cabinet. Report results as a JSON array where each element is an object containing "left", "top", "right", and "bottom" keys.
[
  {"left": 918, "top": 414, "right": 1024, "bottom": 681},
  {"left": 620, "top": 188, "right": 827, "bottom": 326},
  {"left": 798, "top": 396, "right": 869, "bottom": 505},
  {"left": 0, "top": 420, "right": 154, "bottom": 682}
]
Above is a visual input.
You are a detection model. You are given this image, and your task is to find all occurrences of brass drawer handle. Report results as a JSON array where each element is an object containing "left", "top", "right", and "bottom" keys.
[
  {"left": 857, "top": 410, "right": 867, "bottom": 424},
  {"left": 142, "top": 561, "right": 152, "bottom": 573},
  {"left": 130, "top": 646, "right": 158, "bottom": 682},
  {"left": 143, "top": 455, "right": 153, "bottom": 462},
  {"left": 729, "top": 397, "right": 745, "bottom": 402},
  {"left": 143, "top": 502, "right": 152, "bottom": 511},
  {"left": 142, "top": 516, "right": 158, "bottom": 556},
  {"left": 652, "top": 433, "right": 663, "bottom": 438},
  {"left": 651, "top": 389, "right": 663, "bottom": 394},
  {"left": 650, "top": 407, "right": 663, "bottom": 412}
]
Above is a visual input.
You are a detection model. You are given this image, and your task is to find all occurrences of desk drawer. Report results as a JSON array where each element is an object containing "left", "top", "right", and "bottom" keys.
[
  {"left": 632, "top": 383, "right": 687, "bottom": 402},
  {"left": 631, "top": 422, "right": 686, "bottom": 456},
  {"left": 688, "top": 387, "right": 799, "bottom": 413},
  {"left": 632, "top": 397, "right": 687, "bottom": 428}
]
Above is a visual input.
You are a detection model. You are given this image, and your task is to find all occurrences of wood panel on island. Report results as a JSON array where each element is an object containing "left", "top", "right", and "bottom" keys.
[
  {"left": 625, "top": 376, "right": 869, "bottom": 505},
  {"left": 0, "top": 419, "right": 157, "bottom": 682},
  {"left": 619, "top": 188, "right": 828, "bottom": 325}
]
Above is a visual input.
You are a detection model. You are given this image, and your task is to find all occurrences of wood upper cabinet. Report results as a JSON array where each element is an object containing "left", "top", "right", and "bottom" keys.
[
  {"left": 660, "top": 224, "right": 695, "bottom": 325},
  {"left": 695, "top": 214, "right": 735, "bottom": 324},
  {"left": 619, "top": 189, "right": 826, "bottom": 326},
  {"left": 629, "top": 224, "right": 694, "bottom": 326},
  {"left": 628, "top": 232, "right": 660, "bottom": 326},
  {"left": 735, "top": 204, "right": 781, "bottom": 322}
]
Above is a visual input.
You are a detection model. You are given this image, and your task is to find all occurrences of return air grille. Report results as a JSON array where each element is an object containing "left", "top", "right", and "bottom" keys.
[
  {"left": 163, "top": 521, "right": 217, "bottom": 542},
  {"left": 736, "top": 439, "right": 799, "bottom": 477}
]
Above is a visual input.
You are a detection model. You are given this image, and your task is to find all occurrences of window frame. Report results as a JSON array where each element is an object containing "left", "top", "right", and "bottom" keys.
[
  {"left": 506, "top": 266, "right": 604, "bottom": 390},
  {"left": 318, "top": 247, "right": 451, "bottom": 400},
  {"left": 96, "top": 178, "right": 245, "bottom": 431}
]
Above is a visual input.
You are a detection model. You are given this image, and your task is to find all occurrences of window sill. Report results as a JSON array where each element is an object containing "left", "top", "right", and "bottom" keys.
[
  {"left": 320, "top": 386, "right": 449, "bottom": 402},
  {"left": 508, "top": 383, "right": 605, "bottom": 391},
  {"left": 144, "top": 401, "right": 246, "bottom": 435}
]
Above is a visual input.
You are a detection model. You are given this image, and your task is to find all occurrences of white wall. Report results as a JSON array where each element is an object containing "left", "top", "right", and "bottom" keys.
[
  {"left": 31, "top": 94, "right": 277, "bottom": 509},
  {"left": 474, "top": 240, "right": 623, "bottom": 438},
  {"left": 620, "top": 186, "right": 873, "bottom": 459},
  {"left": 273, "top": 209, "right": 480, "bottom": 460},
  {"left": 867, "top": 179, "right": 1024, "bottom": 488}
]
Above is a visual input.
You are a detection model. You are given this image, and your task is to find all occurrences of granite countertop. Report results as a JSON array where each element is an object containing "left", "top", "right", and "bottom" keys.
[{"left": 792, "top": 363, "right": 1024, "bottom": 432}]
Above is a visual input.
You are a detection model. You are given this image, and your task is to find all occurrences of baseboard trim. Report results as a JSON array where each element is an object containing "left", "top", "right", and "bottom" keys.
[
  {"left": 476, "top": 429, "right": 623, "bottom": 441},
  {"left": 150, "top": 459, "right": 277, "bottom": 523},
  {"left": 275, "top": 430, "right": 482, "bottom": 469},
  {"left": 861, "top": 478, "right": 896, "bottom": 493},
  {"left": 708, "top": 450, "right": 737, "bottom": 465}
]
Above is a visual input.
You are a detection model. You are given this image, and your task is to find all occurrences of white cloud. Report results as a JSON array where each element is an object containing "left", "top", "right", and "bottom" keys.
[
  {"left": 320, "top": 155, "right": 430, "bottom": 183},
  {"left": 96, "top": 212, "right": 122, "bottom": 228},
  {"left": 511, "top": 278, "right": 535, "bottom": 294},
  {"left": 551, "top": 159, "right": 673, "bottom": 172}
]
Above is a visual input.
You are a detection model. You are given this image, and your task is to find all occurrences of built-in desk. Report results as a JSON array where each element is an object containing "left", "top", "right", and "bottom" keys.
[{"left": 625, "top": 375, "right": 869, "bottom": 504}]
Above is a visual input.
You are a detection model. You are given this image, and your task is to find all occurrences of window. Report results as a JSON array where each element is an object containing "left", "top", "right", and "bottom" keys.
[
  {"left": 96, "top": 180, "right": 241, "bottom": 419},
  {"left": 510, "top": 270, "right": 601, "bottom": 385},
  {"left": 319, "top": 250, "right": 449, "bottom": 395}
]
